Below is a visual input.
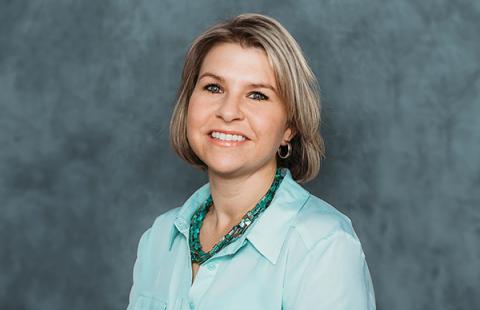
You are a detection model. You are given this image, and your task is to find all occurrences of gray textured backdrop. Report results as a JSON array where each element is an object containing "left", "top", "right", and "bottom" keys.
[{"left": 1, "top": 0, "right": 479, "bottom": 309}]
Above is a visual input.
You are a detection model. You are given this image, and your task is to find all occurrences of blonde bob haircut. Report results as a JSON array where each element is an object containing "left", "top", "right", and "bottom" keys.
[{"left": 169, "top": 13, "right": 325, "bottom": 184}]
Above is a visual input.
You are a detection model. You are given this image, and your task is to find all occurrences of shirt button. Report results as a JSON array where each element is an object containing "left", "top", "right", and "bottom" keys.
[
  {"left": 189, "top": 301, "right": 195, "bottom": 309},
  {"left": 206, "top": 263, "right": 217, "bottom": 271}
]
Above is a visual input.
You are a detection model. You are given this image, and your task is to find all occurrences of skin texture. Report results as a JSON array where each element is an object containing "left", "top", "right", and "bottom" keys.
[{"left": 186, "top": 42, "right": 295, "bottom": 283}]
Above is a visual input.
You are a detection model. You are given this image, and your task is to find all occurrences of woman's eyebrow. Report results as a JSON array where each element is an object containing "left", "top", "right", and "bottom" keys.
[{"left": 198, "top": 72, "right": 277, "bottom": 94}]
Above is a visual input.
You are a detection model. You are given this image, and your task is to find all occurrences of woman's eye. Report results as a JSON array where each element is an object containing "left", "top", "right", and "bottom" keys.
[
  {"left": 204, "top": 84, "right": 222, "bottom": 93},
  {"left": 203, "top": 84, "right": 268, "bottom": 101},
  {"left": 249, "top": 92, "right": 269, "bottom": 101}
]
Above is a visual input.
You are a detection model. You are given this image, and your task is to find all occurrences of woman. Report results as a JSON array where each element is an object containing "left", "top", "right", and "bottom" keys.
[{"left": 127, "top": 13, "right": 376, "bottom": 310}]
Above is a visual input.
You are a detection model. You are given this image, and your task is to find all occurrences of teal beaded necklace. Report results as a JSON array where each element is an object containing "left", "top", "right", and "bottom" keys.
[{"left": 189, "top": 167, "right": 286, "bottom": 265}]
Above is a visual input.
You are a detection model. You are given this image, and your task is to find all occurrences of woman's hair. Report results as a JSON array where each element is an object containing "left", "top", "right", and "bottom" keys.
[{"left": 169, "top": 13, "right": 325, "bottom": 183}]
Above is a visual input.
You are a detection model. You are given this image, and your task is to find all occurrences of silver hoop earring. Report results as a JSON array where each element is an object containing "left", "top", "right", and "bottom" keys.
[{"left": 277, "top": 142, "right": 292, "bottom": 159}]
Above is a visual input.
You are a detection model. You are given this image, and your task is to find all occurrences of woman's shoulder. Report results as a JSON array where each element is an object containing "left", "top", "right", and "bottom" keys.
[
  {"left": 147, "top": 206, "right": 182, "bottom": 234},
  {"left": 289, "top": 193, "right": 360, "bottom": 251}
]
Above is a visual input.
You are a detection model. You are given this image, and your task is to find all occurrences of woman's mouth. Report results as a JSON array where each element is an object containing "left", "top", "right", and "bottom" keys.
[{"left": 208, "top": 131, "right": 249, "bottom": 146}]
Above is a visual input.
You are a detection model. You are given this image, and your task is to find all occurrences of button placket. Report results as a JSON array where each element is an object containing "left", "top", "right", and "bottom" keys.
[{"left": 188, "top": 261, "right": 219, "bottom": 307}]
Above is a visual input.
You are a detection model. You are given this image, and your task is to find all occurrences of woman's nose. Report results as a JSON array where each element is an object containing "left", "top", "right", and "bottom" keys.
[{"left": 215, "top": 93, "right": 244, "bottom": 122}]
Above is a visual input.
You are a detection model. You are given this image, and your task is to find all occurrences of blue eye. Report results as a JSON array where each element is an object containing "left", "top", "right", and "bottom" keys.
[
  {"left": 249, "top": 92, "right": 269, "bottom": 101},
  {"left": 203, "top": 83, "right": 268, "bottom": 101},
  {"left": 204, "top": 84, "right": 221, "bottom": 93}
]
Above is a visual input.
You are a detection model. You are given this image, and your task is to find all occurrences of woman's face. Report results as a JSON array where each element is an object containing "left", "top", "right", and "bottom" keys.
[{"left": 187, "top": 42, "right": 293, "bottom": 177}]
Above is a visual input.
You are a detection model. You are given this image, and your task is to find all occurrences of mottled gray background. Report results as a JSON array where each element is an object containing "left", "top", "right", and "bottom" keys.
[{"left": 1, "top": 0, "right": 479, "bottom": 309}]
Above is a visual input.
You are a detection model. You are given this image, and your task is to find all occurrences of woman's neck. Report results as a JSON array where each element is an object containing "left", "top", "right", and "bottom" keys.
[{"left": 207, "top": 164, "right": 277, "bottom": 231}]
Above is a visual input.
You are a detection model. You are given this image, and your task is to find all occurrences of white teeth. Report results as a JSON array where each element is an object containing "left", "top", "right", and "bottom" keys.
[{"left": 211, "top": 131, "right": 246, "bottom": 142}]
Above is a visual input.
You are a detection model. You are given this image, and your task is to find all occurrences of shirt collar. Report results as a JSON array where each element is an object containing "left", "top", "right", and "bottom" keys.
[{"left": 168, "top": 167, "right": 310, "bottom": 265}]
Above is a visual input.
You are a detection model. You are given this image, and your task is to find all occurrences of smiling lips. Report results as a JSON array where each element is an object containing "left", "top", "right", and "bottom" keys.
[{"left": 208, "top": 130, "right": 249, "bottom": 146}]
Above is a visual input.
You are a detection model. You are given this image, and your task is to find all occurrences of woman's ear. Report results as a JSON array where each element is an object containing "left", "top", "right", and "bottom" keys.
[{"left": 283, "top": 127, "right": 296, "bottom": 144}]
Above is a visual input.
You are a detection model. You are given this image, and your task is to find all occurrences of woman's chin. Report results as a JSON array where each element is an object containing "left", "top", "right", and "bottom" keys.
[{"left": 206, "top": 162, "right": 249, "bottom": 176}]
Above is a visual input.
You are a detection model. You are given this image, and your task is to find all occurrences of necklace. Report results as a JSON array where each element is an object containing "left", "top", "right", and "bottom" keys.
[{"left": 189, "top": 167, "right": 286, "bottom": 265}]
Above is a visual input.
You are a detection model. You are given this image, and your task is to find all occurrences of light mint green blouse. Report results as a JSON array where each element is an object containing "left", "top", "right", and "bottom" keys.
[{"left": 127, "top": 168, "right": 376, "bottom": 310}]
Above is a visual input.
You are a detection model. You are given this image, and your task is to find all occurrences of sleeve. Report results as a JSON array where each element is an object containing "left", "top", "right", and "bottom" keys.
[
  {"left": 126, "top": 228, "right": 152, "bottom": 310},
  {"left": 282, "top": 231, "right": 376, "bottom": 310}
]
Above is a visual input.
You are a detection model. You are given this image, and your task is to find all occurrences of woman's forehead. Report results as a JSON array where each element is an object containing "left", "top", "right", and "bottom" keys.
[{"left": 199, "top": 42, "right": 277, "bottom": 86}]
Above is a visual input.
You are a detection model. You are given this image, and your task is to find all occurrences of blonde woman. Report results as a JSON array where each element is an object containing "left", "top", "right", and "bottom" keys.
[{"left": 127, "top": 13, "right": 376, "bottom": 310}]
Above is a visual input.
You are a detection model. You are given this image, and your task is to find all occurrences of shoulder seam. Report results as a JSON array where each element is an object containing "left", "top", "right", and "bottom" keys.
[
  {"left": 292, "top": 217, "right": 360, "bottom": 252},
  {"left": 302, "top": 229, "right": 362, "bottom": 256}
]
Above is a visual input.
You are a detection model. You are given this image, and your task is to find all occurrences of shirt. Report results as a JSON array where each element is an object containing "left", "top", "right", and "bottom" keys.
[{"left": 127, "top": 167, "right": 376, "bottom": 310}]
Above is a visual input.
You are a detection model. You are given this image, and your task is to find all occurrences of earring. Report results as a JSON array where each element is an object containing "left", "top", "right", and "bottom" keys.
[{"left": 277, "top": 142, "right": 292, "bottom": 159}]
